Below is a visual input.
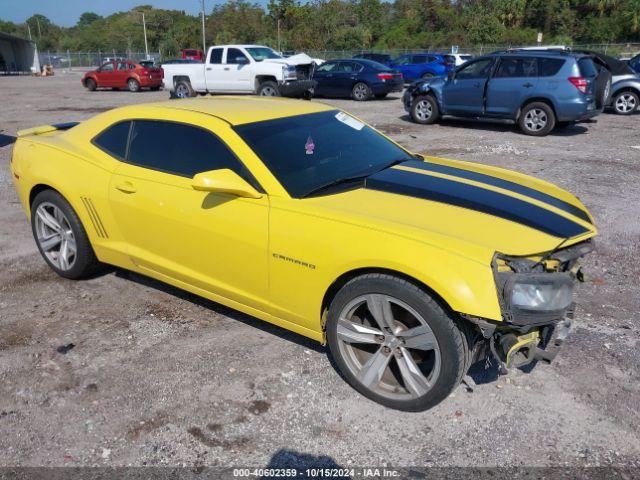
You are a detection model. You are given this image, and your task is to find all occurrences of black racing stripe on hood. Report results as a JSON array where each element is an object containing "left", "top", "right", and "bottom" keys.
[
  {"left": 403, "top": 160, "right": 592, "bottom": 224},
  {"left": 366, "top": 168, "right": 589, "bottom": 238}
]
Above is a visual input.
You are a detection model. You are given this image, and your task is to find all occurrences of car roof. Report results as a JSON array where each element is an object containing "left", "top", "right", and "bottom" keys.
[
  {"left": 489, "top": 50, "right": 589, "bottom": 59},
  {"left": 329, "top": 58, "right": 387, "bottom": 66},
  {"left": 122, "top": 97, "right": 337, "bottom": 126}
]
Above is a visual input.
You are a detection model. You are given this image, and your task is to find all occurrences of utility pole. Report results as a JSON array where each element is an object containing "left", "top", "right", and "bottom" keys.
[
  {"left": 201, "top": 0, "right": 207, "bottom": 53},
  {"left": 277, "top": 18, "right": 281, "bottom": 52},
  {"left": 142, "top": 12, "right": 149, "bottom": 59}
]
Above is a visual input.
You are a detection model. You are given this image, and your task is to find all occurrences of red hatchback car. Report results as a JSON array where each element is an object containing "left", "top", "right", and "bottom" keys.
[{"left": 82, "top": 60, "right": 163, "bottom": 92}]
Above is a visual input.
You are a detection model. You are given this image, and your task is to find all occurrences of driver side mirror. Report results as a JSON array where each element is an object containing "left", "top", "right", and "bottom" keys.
[
  {"left": 235, "top": 56, "right": 249, "bottom": 65},
  {"left": 192, "top": 169, "right": 262, "bottom": 199}
]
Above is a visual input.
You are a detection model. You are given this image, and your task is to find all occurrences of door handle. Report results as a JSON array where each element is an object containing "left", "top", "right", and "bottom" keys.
[
  {"left": 206, "top": 67, "right": 212, "bottom": 71},
  {"left": 224, "top": 67, "right": 230, "bottom": 71},
  {"left": 115, "top": 181, "right": 137, "bottom": 194},
  {"left": 523, "top": 82, "right": 534, "bottom": 88}
]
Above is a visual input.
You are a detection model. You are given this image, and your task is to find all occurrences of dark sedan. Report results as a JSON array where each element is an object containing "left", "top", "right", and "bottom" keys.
[{"left": 312, "top": 59, "right": 403, "bottom": 101}]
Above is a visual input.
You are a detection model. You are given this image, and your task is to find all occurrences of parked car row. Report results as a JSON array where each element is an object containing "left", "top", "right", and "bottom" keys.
[{"left": 80, "top": 45, "right": 638, "bottom": 137}]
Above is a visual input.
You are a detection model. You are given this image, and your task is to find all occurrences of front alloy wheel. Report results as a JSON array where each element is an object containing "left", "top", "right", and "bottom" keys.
[
  {"left": 336, "top": 294, "right": 442, "bottom": 400},
  {"left": 327, "top": 274, "right": 470, "bottom": 411}
]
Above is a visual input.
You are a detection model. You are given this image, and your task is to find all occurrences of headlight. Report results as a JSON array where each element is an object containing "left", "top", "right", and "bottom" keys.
[
  {"left": 511, "top": 278, "right": 573, "bottom": 311},
  {"left": 497, "top": 272, "right": 575, "bottom": 325},
  {"left": 283, "top": 65, "right": 297, "bottom": 80}
]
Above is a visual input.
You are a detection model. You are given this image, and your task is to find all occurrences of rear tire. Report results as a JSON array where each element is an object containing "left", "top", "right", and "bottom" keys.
[
  {"left": 31, "top": 190, "right": 100, "bottom": 280},
  {"left": 612, "top": 91, "right": 639, "bottom": 115},
  {"left": 127, "top": 78, "right": 140, "bottom": 92},
  {"left": 326, "top": 273, "right": 470, "bottom": 412},
  {"left": 257, "top": 81, "right": 280, "bottom": 96},
  {"left": 174, "top": 79, "right": 196, "bottom": 98},
  {"left": 410, "top": 95, "right": 440, "bottom": 124},
  {"left": 85, "top": 78, "right": 97, "bottom": 91},
  {"left": 518, "top": 102, "right": 556, "bottom": 136},
  {"left": 351, "top": 82, "right": 371, "bottom": 101}
]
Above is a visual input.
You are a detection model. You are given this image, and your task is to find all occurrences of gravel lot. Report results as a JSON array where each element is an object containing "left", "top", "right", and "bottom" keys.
[{"left": 1, "top": 71, "right": 639, "bottom": 469}]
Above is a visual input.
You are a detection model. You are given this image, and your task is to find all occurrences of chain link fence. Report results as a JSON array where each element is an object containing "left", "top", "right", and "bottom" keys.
[
  {"left": 38, "top": 51, "right": 162, "bottom": 69},
  {"left": 309, "top": 43, "right": 640, "bottom": 60}
]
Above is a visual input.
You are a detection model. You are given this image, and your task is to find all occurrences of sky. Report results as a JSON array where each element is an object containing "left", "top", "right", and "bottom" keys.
[{"left": 0, "top": 0, "right": 218, "bottom": 27}]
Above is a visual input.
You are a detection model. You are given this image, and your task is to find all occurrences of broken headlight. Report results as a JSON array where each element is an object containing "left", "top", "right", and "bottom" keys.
[
  {"left": 495, "top": 269, "right": 575, "bottom": 325},
  {"left": 283, "top": 65, "right": 297, "bottom": 81}
]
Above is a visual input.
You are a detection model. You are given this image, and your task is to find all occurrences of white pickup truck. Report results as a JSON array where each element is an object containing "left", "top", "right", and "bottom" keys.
[{"left": 162, "top": 45, "right": 318, "bottom": 98}]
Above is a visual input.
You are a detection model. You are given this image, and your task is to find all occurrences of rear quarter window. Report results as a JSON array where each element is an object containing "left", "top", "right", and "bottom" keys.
[
  {"left": 93, "top": 121, "right": 131, "bottom": 160},
  {"left": 537, "top": 58, "right": 565, "bottom": 77},
  {"left": 578, "top": 58, "right": 598, "bottom": 77}
]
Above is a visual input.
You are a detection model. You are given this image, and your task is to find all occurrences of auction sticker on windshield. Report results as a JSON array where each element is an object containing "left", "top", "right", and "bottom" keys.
[{"left": 335, "top": 111, "right": 364, "bottom": 130}]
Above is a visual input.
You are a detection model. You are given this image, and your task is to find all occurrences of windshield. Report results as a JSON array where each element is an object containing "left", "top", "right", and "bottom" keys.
[
  {"left": 245, "top": 47, "right": 282, "bottom": 62},
  {"left": 234, "top": 110, "right": 412, "bottom": 197}
]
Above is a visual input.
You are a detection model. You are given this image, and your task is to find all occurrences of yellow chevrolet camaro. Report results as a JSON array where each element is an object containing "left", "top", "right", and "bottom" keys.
[{"left": 11, "top": 97, "right": 596, "bottom": 411}]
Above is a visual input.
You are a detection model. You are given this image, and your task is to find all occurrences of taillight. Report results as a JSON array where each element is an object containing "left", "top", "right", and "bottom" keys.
[
  {"left": 568, "top": 76, "right": 587, "bottom": 93},
  {"left": 377, "top": 73, "right": 394, "bottom": 81}
]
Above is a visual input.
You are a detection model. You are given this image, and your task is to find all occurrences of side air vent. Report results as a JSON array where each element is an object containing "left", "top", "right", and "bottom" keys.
[{"left": 80, "top": 197, "right": 108, "bottom": 238}]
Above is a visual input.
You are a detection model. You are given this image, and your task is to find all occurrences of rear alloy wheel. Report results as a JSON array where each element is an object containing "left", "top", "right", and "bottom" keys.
[
  {"left": 410, "top": 95, "right": 440, "bottom": 124},
  {"left": 85, "top": 78, "right": 97, "bottom": 91},
  {"left": 421, "top": 73, "right": 434, "bottom": 79},
  {"left": 613, "top": 91, "right": 638, "bottom": 115},
  {"left": 518, "top": 102, "right": 555, "bottom": 136},
  {"left": 258, "top": 81, "right": 280, "bottom": 97},
  {"left": 351, "top": 82, "right": 371, "bottom": 101},
  {"left": 31, "top": 190, "right": 100, "bottom": 280},
  {"left": 174, "top": 80, "right": 195, "bottom": 98},
  {"left": 127, "top": 78, "right": 140, "bottom": 92},
  {"left": 326, "top": 274, "right": 470, "bottom": 411}
]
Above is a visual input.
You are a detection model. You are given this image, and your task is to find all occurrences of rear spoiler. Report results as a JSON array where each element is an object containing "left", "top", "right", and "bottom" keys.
[{"left": 17, "top": 122, "right": 80, "bottom": 137}]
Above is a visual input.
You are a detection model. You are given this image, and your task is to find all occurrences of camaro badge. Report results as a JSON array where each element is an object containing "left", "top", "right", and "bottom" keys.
[{"left": 305, "top": 136, "right": 315, "bottom": 155}]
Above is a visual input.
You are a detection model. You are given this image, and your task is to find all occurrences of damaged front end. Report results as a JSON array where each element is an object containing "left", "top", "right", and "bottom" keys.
[{"left": 467, "top": 240, "right": 594, "bottom": 371}]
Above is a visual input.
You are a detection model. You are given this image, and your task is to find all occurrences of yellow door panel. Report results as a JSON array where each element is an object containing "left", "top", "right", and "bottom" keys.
[{"left": 109, "top": 162, "right": 270, "bottom": 311}]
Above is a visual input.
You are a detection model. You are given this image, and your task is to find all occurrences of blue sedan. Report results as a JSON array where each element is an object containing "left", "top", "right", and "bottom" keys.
[
  {"left": 389, "top": 53, "right": 455, "bottom": 82},
  {"left": 312, "top": 59, "right": 404, "bottom": 101}
]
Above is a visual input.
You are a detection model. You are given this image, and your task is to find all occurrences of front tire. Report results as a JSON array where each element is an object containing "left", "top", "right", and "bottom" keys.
[
  {"left": 518, "top": 102, "right": 555, "bottom": 136},
  {"left": 127, "top": 78, "right": 140, "bottom": 92},
  {"left": 326, "top": 274, "right": 470, "bottom": 412},
  {"left": 351, "top": 82, "right": 371, "bottom": 101},
  {"left": 612, "top": 91, "right": 639, "bottom": 115},
  {"left": 410, "top": 95, "right": 440, "bottom": 124},
  {"left": 257, "top": 81, "right": 280, "bottom": 97},
  {"left": 31, "top": 190, "right": 100, "bottom": 280},
  {"left": 85, "top": 78, "right": 97, "bottom": 91}
]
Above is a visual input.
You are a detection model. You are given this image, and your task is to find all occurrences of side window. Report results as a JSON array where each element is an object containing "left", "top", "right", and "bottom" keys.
[
  {"left": 411, "top": 55, "right": 426, "bottom": 64},
  {"left": 495, "top": 57, "right": 537, "bottom": 78},
  {"left": 101, "top": 62, "right": 114, "bottom": 72},
  {"left": 334, "top": 62, "right": 361, "bottom": 73},
  {"left": 129, "top": 63, "right": 136, "bottom": 70},
  {"left": 127, "top": 120, "right": 251, "bottom": 180},
  {"left": 117, "top": 62, "right": 127, "bottom": 71},
  {"left": 456, "top": 58, "right": 494, "bottom": 79},
  {"left": 226, "top": 48, "right": 248, "bottom": 65},
  {"left": 538, "top": 58, "right": 565, "bottom": 77},
  {"left": 316, "top": 62, "right": 337, "bottom": 72},
  {"left": 209, "top": 48, "right": 223, "bottom": 64},
  {"left": 394, "top": 56, "right": 411, "bottom": 66},
  {"left": 93, "top": 121, "right": 131, "bottom": 160}
]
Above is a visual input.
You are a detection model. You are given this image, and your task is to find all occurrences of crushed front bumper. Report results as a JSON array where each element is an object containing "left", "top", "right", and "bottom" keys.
[{"left": 279, "top": 79, "right": 316, "bottom": 97}]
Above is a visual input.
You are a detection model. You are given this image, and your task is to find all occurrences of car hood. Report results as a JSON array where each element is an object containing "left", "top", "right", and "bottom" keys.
[
  {"left": 263, "top": 53, "right": 316, "bottom": 66},
  {"left": 304, "top": 158, "right": 596, "bottom": 261}
]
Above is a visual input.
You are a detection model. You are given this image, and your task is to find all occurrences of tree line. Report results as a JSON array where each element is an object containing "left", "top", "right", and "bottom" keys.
[{"left": 1, "top": 0, "right": 639, "bottom": 56}]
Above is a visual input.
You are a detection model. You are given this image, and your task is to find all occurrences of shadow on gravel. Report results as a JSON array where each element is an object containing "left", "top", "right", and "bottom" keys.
[
  {"left": 114, "top": 269, "right": 325, "bottom": 353},
  {"left": 263, "top": 449, "right": 344, "bottom": 478},
  {"left": 0, "top": 133, "right": 17, "bottom": 147}
]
